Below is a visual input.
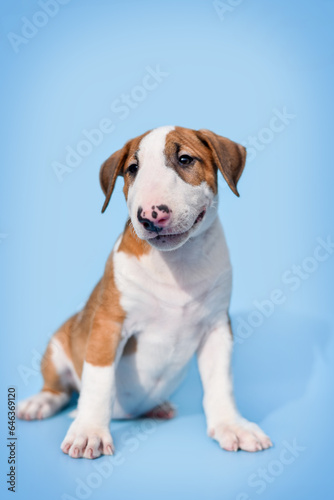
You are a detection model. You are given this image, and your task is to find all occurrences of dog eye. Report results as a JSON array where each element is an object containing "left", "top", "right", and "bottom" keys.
[
  {"left": 178, "top": 155, "right": 193, "bottom": 166},
  {"left": 127, "top": 164, "right": 138, "bottom": 175}
]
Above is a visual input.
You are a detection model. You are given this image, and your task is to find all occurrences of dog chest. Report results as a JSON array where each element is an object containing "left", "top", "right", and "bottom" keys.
[{"left": 114, "top": 241, "right": 232, "bottom": 347}]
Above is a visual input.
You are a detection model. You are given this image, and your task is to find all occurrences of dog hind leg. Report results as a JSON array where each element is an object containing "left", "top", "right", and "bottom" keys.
[{"left": 17, "top": 316, "right": 79, "bottom": 420}]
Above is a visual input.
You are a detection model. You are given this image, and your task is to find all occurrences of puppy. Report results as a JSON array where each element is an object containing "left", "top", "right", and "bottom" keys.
[{"left": 17, "top": 126, "right": 272, "bottom": 458}]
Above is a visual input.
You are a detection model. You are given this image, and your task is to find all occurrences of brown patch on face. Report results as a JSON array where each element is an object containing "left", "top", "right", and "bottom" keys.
[
  {"left": 164, "top": 127, "right": 218, "bottom": 193},
  {"left": 123, "top": 335, "right": 138, "bottom": 356},
  {"left": 164, "top": 126, "right": 246, "bottom": 196},
  {"left": 100, "top": 131, "right": 151, "bottom": 212},
  {"left": 121, "top": 131, "right": 151, "bottom": 200},
  {"left": 118, "top": 219, "right": 151, "bottom": 258}
]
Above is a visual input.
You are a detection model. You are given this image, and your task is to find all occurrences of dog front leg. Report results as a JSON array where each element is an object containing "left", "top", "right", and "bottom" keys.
[
  {"left": 61, "top": 312, "right": 124, "bottom": 459},
  {"left": 197, "top": 318, "right": 272, "bottom": 452}
]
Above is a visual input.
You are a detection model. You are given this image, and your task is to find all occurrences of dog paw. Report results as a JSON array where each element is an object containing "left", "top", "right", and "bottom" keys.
[
  {"left": 61, "top": 421, "right": 114, "bottom": 459},
  {"left": 209, "top": 419, "right": 272, "bottom": 452},
  {"left": 17, "top": 391, "right": 70, "bottom": 420}
]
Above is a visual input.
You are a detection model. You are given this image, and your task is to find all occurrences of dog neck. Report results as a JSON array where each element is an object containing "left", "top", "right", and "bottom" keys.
[{"left": 150, "top": 213, "right": 220, "bottom": 266}]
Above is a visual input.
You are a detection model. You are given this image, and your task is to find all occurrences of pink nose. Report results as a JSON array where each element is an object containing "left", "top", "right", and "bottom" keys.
[{"left": 137, "top": 204, "right": 171, "bottom": 232}]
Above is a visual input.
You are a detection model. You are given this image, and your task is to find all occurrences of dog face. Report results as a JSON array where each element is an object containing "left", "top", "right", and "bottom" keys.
[{"left": 100, "top": 126, "right": 246, "bottom": 251}]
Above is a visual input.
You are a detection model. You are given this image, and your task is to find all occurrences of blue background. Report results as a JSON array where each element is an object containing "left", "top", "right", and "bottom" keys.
[{"left": 1, "top": 0, "right": 333, "bottom": 499}]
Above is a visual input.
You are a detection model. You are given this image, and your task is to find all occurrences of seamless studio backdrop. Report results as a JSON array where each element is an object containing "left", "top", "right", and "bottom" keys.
[{"left": 1, "top": 1, "right": 333, "bottom": 499}]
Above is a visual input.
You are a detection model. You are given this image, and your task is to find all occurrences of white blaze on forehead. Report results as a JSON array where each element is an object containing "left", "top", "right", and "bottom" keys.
[
  {"left": 127, "top": 125, "right": 176, "bottom": 205},
  {"left": 126, "top": 125, "right": 176, "bottom": 212},
  {"left": 137, "top": 125, "right": 175, "bottom": 167},
  {"left": 127, "top": 124, "right": 216, "bottom": 247}
]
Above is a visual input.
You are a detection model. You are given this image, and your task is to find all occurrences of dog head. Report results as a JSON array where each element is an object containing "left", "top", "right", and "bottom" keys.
[{"left": 100, "top": 126, "right": 246, "bottom": 251}]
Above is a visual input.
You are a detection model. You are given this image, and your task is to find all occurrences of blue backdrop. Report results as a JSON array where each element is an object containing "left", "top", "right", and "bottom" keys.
[{"left": 1, "top": 1, "right": 333, "bottom": 499}]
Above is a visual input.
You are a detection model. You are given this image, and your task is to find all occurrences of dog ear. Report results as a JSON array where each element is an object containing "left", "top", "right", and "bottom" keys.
[
  {"left": 197, "top": 129, "right": 246, "bottom": 196},
  {"left": 99, "top": 146, "right": 128, "bottom": 213}
]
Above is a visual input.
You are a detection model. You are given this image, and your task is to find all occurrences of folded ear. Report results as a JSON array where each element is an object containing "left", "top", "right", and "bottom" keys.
[
  {"left": 99, "top": 146, "right": 128, "bottom": 213},
  {"left": 197, "top": 129, "right": 246, "bottom": 196}
]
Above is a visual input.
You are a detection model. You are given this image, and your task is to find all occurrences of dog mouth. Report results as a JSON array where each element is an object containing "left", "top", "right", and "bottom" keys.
[
  {"left": 149, "top": 208, "right": 207, "bottom": 245},
  {"left": 194, "top": 209, "right": 206, "bottom": 225}
]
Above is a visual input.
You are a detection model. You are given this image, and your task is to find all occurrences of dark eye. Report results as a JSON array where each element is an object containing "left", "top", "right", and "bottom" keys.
[
  {"left": 127, "top": 164, "right": 138, "bottom": 175},
  {"left": 178, "top": 154, "right": 193, "bottom": 166}
]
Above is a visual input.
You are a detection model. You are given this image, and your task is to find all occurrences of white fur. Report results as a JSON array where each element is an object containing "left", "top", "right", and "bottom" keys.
[
  {"left": 112, "top": 216, "right": 232, "bottom": 417},
  {"left": 67, "top": 126, "right": 271, "bottom": 455},
  {"left": 197, "top": 321, "right": 272, "bottom": 451},
  {"left": 128, "top": 126, "right": 216, "bottom": 250},
  {"left": 17, "top": 391, "right": 70, "bottom": 420},
  {"left": 21, "top": 126, "right": 272, "bottom": 456},
  {"left": 112, "top": 214, "right": 271, "bottom": 450},
  {"left": 60, "top": 362, "right": 115, "bottom": 458}
]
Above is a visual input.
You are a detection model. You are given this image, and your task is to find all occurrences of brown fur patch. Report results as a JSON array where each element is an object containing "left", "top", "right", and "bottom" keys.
[
  {"left": 164, "top": 126, "right": 246, "bottom": 196},
  {"left": 41, "top": 319, "right": 75, "bottom": 394},
  {"left": 40, "top": 125, "right": 245, "bottom": 394},
  {"left": 121, "top": 131, "right": 151, "bottom": 199},
  {"left": 40, "top": 252, "right": 125, "bottom": 395},
  {"left": 118, "top": 219, "right": 151, "bottom": 258},
  {"left": 41, "top": 344, "right": 65, "bottom": 395},
  {"left": 100, "top": 131, "right": 150, "bottom": 212},
  {"left": 63, "top": 281, "right": 103, "bottom": 378},
  {"left": 84, "top": 252, "right": 125, "bottom": 366},
  {"left": 41, "top": 314, "right": 81, "bottom": 394},
  {"left": 164, "top": 127, "right": 218, "bottom": 193}
]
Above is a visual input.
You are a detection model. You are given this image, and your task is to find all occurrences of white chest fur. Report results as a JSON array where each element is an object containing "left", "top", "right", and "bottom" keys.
[{"left": 112, "top": 216, "right": 232, "bottom": 417}]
